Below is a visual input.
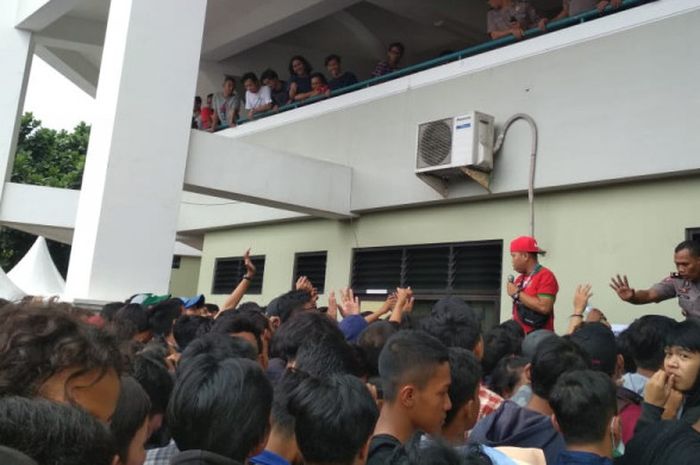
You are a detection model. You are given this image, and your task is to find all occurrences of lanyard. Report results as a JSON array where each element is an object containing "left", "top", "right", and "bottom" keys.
[{"left": 518, "top": 264, "right": 542, "bottom": 290}]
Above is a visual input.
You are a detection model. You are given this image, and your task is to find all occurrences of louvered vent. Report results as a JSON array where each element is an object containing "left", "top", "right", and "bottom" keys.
[
  {"left": 293, "top": 252, "right": 328, "bottom": 294},
  {"left": 212, "top": 255, "right": 265, "bottom": 294}
]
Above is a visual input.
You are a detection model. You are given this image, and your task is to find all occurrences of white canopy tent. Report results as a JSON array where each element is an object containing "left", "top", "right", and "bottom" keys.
[
  {"left": 8, "top": 236, "right": 65, "bottom": 297},
  {"left": 0, "top": 266, "right": 25, "bottom": 301}
]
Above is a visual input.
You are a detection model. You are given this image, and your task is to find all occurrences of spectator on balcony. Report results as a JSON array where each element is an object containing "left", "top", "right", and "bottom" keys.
[
  {"left": 293, "top": 72, "right": 330, "bottom": 102},
  {"left": 288, "top": 55, "right": 314, "bottom": 102},
  {"left": 192, "top": 96, "right": 202, "bottom": 129},
  {"left": 242, "top": 72, "right": 274, "bottom": 120},
  {"left": 324, "top": 54, "right": 358, "bottom": 91},
  {"left": 261, "top": 69, "right": 290, "bottom": 109},
  {"left": 371, "top": 42, "right": 405, "bottom": 78},
  {"left": 487, "top": 0, "right": 548, "bottom": 41},
  {"left": 555, "top": 0, "right": 622, "bottom": 19},
  {"left": 211, "top": 75, "right": 240, "bottom": 130}
]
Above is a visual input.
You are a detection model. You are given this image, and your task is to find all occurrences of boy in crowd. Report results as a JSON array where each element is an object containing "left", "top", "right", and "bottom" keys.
[
  {"left": 242, "top": 72, "right": 274, "bottom": 120},
  {"left": 261, "top": 69, "right": 289, "bottom": 108},
  {"left": 549, "top": 370, "right": 619, "bottom": 465},
  {"left": 371, "top": 42, "right": 405, "bottom": 78},
  {"left": 168, "top": 353, "right": 273, "bottom": 465},
  {"left": 367, "top": 330, "right": 451, "bottom": 465},
  {"left": 325, "top": 54, "right": 358, "bottom": 91},
  {"left": 288, "top": 373, "right": 379, "bottom": 465},
  {"left": 470, "top": 336, "right": 590, "bottom": 464},
  {"left": 211, "top": 75, "right": 240, "bottom": 130}
]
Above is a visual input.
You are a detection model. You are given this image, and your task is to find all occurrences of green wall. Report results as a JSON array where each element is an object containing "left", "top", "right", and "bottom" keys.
[
  {"left": 198, "top": 176, "right": 700, "bottom": 333},
  {"left": 169, "top": 256, "right": 201, "bottom": 297}
]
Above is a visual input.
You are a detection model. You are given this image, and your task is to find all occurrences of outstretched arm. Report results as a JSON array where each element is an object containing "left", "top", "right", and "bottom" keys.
[
  {"left": 215, "top": 248, "right": 256, "bottom": 318},
  {"left": 609, "top": 274, "right": 661, "bottom": 305}
]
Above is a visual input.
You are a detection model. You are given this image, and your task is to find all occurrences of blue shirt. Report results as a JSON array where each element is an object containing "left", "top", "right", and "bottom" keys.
[
  {"left": 249, "top": 450, "right": 290, "bottom": 465},
  {"left": 555, "top": 450, "right": 613, "bottom": 465}
]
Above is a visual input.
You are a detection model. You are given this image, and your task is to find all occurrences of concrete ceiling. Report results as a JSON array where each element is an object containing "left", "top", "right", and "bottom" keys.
[{"left": 24, "top": 0, "right": 565, "bottom": 96}]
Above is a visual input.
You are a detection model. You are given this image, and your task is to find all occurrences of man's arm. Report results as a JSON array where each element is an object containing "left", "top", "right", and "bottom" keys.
[
  {"left": 566, "top": 283, "right": 591, "bottom": 334},
  {"left": 517, "top": 292, "right": 554, "bottom": 315},
  {"left": 609, "top": 274, "right": 663, "bottom": 304},
  {"left": 215, "top": 248, "right": 255, "bottom": 318}
]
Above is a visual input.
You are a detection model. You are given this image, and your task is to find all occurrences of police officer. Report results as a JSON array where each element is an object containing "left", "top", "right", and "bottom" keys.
[{"left": 610, "top": 240, "right": 700, "bottom": 318}]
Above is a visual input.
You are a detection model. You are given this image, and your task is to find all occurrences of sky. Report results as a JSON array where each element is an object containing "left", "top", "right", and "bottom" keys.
[{"left": 23, "top": 56, "right": 95, "bottom": 131}]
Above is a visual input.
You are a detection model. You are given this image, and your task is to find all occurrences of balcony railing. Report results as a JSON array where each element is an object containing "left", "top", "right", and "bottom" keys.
[{"left": 233, "top": 0, "right": 651, "bottom": 126}]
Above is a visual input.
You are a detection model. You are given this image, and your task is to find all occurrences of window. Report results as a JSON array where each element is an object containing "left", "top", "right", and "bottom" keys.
[
  {"left": 351, "top": 240, "right": 503, "bottom": 294},
  {"left": 172, "top": 256, "right": 181, "bottom": 269},
  {"left": 212, "top": 255, "right": 265, "bottom": 294},
  {"left": 293, "top": 251, "right": 328, "bottom": 294},
  {"left": 686, "top": 228, "right": 700, "bottom": 242},
  {"left": 351, "top": 240, "right": 503, "bottom": 330}
]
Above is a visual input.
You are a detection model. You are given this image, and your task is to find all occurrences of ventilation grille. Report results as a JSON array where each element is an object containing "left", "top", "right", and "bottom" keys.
[
  {"left": 417, "top": 118, "right": 453, "bottom": 168},
  {"left": 212, "top": 255, "right": 265, "bottom": 294},
  {"left": 293, "top": 252, "right": 328, "bottom": 294}
]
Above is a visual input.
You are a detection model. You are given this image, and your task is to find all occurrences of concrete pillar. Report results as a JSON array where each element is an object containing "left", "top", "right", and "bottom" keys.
[
  {"left": 0, "top": 0, "right": 33, "bottom": 197},
  {"left": 65, "top": 0, "right": 207, "bottom": 301}
]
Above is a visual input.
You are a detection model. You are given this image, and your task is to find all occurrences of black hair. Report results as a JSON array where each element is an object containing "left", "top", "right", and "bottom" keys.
[
  {"left": 620, "top": 315, "right": 676, "bottom": 371},
  {"left": 288, "top": 55, "right": 312, "bottom": 76},
  {"left": 357, "top": 321, "right": 398, "bottom": 377},
  {"left": 172, "top": 315, "right": 211, "bottom": 351},
  {"left": 294, "top": 334, "right": 361, "bottom": 378},
  {"left": 270, "top": 369, "right": 304, "bottom": 439},
  {"left": 168, "top": 354, "right": 273, "bottom": 462},
  {"left": 102, "top": 301, "right": 125, "bottom": 322},
  {"left": 488, "top": 356, "right": 529, "bottom": 399},
  {"left": 445, "top": 348, "right": 481, "bottom": 426},
  {"left": 260, "top": 68, "right": 279, "bottom": 82},
  {"left": 391, "top": 433, "right": 491, "bottom": 465},
  {"left": 310, "top": 72, "right": 328, "bottom": 85},
  {"left": 422, "top": 297, "right": 481, "bottom": 351},
  {"left": 530, "top": 336, "right": 590, "bottom": 400},
  {"left": 223, "top": 75, "right": 235, "bottom": 85},
  {"left": 324, "top": 54, "right": 341, "bottom": 66},
  {"left": 0, "top": 303, "right": 122, "bottom": 398},
  {"left": 110, "top": 377, "right": 151, "bottom": 463},
  {"left": 237, "top": 301, "right": 265, "bottom": 313},
  {"left": 270, "top": 311, "right": 344, "bottom": 362},
  {"left": 0, "top": 396, "right": 117, "bottom": 465},
  {"left": 114, "top": 303, "right": 150, "bottom": 333},
  {"left": 194, "top": 96, "right": 202, "bottom": 104},
  {"left": 241, "top": 72, "right": 259, "bottom": 84},
  {"left": 204, "top": 303, "right": 220, "bottom": 315},
  {"left": 388, "top": 42, "right": 405, "bottom": 57},
  {"left": 211, "top": 310, "right": 263, "bottom": 353},
  {"left": 267, "top": 290, "right": 311, "bottom": 323},
  {"left": 132, "top": 352, "right": 174, "bottom": 415},
  {"left": 549, "top": 370, "right": 617, "bottom": 445},
  {"left": 667, "top": 318, "right": 700, "bottom": 353},
  {"left": 149, "top": 298, "right": 182, "bottom": 337},
  {"left": 288, "top": 374, "right": 378, "bottom": 465},
  {"left": 378, "top": 330, "right": 449, "bottom": 402},
  {"left": 179, "top": 332, "right": 258, "bottom": 376},
  {"left": 481, "top": 325, "right": 523, "bottom": 377},
  {"left": 675, "top": 239, "right": 700, "bottom": 257},
  {"left": 500, "top": 319, "right": 526, "bottom": 341}
]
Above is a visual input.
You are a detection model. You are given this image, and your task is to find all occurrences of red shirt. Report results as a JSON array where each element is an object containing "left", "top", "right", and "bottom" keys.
[{"left": 512, "top": 265, "right": 558, "bottom": 333}]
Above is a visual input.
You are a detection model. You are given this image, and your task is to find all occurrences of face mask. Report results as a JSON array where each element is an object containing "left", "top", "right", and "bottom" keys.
[{"left": 611, "top": 417, "right": 625, "bottom": 458}]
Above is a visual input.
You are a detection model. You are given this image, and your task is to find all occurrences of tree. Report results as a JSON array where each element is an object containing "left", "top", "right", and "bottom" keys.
[{"left": 0, "top": 113, "right": 89, "bottom": 276}]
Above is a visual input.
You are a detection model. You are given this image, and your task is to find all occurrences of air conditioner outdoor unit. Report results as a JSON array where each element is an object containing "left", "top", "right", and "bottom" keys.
[{"left": 415, "top": 112, "right": 495, "bottom": 179}]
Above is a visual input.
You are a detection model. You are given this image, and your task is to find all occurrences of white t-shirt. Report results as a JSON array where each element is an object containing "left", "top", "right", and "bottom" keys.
[{"left": 245, "top": 86, "right": 272, "bottom": 110}]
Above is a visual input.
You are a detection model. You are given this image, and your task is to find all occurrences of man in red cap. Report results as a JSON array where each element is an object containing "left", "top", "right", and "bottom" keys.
[{"left": 506, "top": 236, "right": 559, "bottom": 334}]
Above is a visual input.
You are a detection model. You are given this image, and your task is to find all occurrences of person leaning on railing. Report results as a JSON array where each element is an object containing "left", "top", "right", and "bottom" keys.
[
  {"left": 487, "top": 0, "right": 547, "bottom": 41},
  {"left": 554, "top": 0, "right": 622, "bottom": 20},
  {"left": 260, "top": 69, "right": 289, "bottom": 109}
]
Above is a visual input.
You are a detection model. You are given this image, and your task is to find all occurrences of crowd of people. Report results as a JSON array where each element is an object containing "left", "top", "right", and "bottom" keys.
[
  {"left": 0, "top": 235, "right": 698, "bottom": 465},
  {"left": 191, "top": 0, "right": 629, "bottom": 131}
]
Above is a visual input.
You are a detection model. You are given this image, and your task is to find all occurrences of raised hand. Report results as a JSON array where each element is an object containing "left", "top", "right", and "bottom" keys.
[
  {"left": 609, "top": 274, "right": 634, "bottom": 302},
  {"left": 243, "top": 248, "right": 256, "bottom": 277},
  {"left": 296, "top": 276, "right": 313, "bottom": 292},
  {"left": 573, "top": 284, "right": 593, "bottom": 313}
]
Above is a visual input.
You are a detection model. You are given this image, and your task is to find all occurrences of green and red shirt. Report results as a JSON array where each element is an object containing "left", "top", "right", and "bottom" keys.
[{"left": 512, "top": 265, "right": 559, "bottom": 333}]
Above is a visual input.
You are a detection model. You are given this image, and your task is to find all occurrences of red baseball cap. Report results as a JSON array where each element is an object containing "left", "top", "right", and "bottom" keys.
[{"left": 510, "top": 236, "right": 545, "bottom": 254}]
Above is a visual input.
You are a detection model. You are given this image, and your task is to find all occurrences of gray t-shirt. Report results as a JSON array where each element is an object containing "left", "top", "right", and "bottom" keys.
[
  {"left": 212, "top": 92, "right": 240, "bottom": 127},
  {"left": 652, "top": 275, "right": 700, "bottom": 318},
  {"left": 487, "top": 2, "right": 540, "bottom": 33},
  {"left": 564, "top": 0, "right": 598, "bottom": 17}
]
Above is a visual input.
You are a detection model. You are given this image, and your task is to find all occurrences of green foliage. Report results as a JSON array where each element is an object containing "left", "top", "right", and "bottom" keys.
[{"left": 0, "top": 113, "right": 89, "bottom": 276}]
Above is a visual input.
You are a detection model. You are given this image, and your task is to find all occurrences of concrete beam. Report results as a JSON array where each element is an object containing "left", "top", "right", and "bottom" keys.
[
  {"left": 34, "top": 15, "right": 105, "bottom": 56},
  {"left": 202, "top": 0, "right": 361, "bottom": 61},
  {"left": 34, "top": 44, "right": 98, "bottom": 97},
  {"left": 15, "top": 0, "right": 82, "bottom": 31},
  {"left": 184, "top": 130, "right": 354, "bottom": 219}
]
